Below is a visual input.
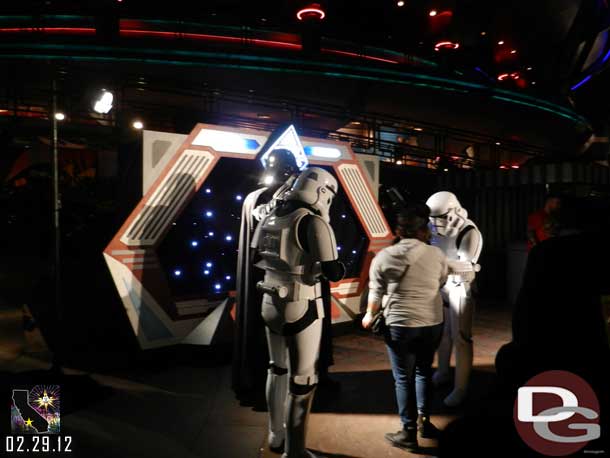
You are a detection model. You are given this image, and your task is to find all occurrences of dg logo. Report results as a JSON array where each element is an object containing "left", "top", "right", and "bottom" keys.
[{"left": 513, "top": 370, "right": 601, "bottom": 456}]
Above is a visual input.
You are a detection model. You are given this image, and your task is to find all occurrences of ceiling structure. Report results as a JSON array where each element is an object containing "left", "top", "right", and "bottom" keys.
[{"left": 1, "top": 0, "right": 609, "bottom": 171}]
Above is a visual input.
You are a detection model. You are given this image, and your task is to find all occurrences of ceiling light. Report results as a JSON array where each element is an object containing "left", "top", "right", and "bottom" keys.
[
  {"left": 396, "top": 160, "right": 403, "bottom": 165},
  {"left": 296, "top": 4, "right": 326, "bottom": 21},
  {"left": 413, "top": 127, "right": 424, "bottom": 132},
  {"left": 257, "top": 113, "right": 271, "bottom": 119},
  {"left": 510, "top": 49, "right": 517, "bottom": 54},
  {"left": 443, "top": 168, "right": 449, "bottom": 172},
  {"left": 498, "top": 40, "right": 504, "bottom": 45},
  {"left": 481, "top": 31, "right": 487, "bottom": 36},
  {"left": 93, "top": 90, "right": 113, "bottom": 114},
  {"left": 397, "top": 0, "right": 405, "bottom": 6},
  {"left": 429, "top": 10, "right": 437, "bottom": 16},
  {"left": 497, "top": 72, "right": 521, "bottom": 81},
  {"left": 434, "top": 41, "right": 460, "bottom": 51},
  {"left": 511, "top": 165, "right": 520, "bottom": 169},
  {"left": 54, "top": 112, "right": 65, "bottom": 121},
  {"left": 531, "top": 81, "right": 537, "bottom": 85},
  {"left": 495, "top": 141, "right": 501, "bottom": 145},
  {"left": 526, "top": 66, "right": 533, "bottom": 71},
  {"left": 132, "top": 120, "right": 144, "bottom": 130}
]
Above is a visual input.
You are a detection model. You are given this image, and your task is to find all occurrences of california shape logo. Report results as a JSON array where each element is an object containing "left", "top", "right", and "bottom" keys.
[{"left": 11, "top": 385, "right": 61, "bottom": 434}]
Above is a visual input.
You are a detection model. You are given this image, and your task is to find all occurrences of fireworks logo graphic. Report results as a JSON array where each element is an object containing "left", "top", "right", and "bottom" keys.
[{"left": 11, "top": 385, "right": 61, "bottom": 434}]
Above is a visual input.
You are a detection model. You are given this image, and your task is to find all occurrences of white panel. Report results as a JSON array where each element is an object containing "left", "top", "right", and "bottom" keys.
[
  {"left": 103, "top": 254, "right": 207, "bottom": 349},
  {"left": 182, "top": 299, "right": 229, "bottom": 345},
  {"left": 192, "top": 128, "right": 267, "bottom": 155},
  {"left": 121, "top": 149, "right": 214, "bottom": 246},
  {"left": 142, "top": 130, "right": 188, "bottom": 196},
  {"left": 175, "top": 298, "right": 221, "bottom": 317},
  {"left": 302, "top": 140, "right": 349, "bottom": 163},
  {"left": 355, "top": 153, "right": 379, "bottom": 200},
  {"left": 259, "top": 125, "right": 308, "bottom": 170},
  {"left": 111, "top": 249, "right": 146, "bottom": 255},
  {"left": 331, "top": 295, "right": 364, "bottom": 323},
  {"left": 103, "top": 253, "right": 143, "bottom": 344},
  {"left": 338, "top": 163, "right": 389, "bottom": 238},
  {"left": 331, "top": 281, "right": 360, "bottom": 295}
]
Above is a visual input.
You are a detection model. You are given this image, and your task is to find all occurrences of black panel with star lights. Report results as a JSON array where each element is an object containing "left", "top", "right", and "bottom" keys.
[{"left": 157, "top": 158, "right": 368, "bottom": 301}]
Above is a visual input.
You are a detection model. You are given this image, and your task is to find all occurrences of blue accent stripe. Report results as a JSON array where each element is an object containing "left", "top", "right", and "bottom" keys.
[
  {"left": 570, "top": 75, "right": 592, "bottom": 91},
  {"left": 122, "top": 279, "right": 174, "bottom": 341}
]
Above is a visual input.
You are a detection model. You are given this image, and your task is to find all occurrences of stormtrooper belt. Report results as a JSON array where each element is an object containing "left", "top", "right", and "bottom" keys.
[{"left": 281, "top": 298, "right": 323, "bottom": 336}]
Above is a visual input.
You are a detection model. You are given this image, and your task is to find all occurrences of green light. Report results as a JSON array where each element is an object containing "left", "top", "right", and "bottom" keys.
[
  {"left": 492, "top": 96, "right": 583, "bottom": 123},
  {"left": 0, "top": 42, "right": 589, "bottom": 126},
  {"left": 493, "top": 89, "right": 587, "bottom": 123}
]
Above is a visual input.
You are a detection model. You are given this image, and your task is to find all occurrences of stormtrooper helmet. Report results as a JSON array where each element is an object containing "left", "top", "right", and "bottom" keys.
[
  {"left": 426, "top": 191, "right": 468, "bottom": 237},
  {"left": 286, "top": 167, "right": 338, "bottom": 222}
]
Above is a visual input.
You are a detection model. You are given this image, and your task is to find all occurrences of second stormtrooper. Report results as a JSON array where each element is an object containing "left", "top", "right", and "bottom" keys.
[
  {"left": 252, "top": 167, "right": 345, "bottom": 458},
  {"left": 426, "top": 191, "right": 483, "bottom": 407}
]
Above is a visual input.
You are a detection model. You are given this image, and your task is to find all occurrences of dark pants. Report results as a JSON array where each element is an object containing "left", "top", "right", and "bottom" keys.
[
  {"left": 317, "top": 279, "right": 334, "bottom": 376},
  {"left": 385, "top": 323, "right": 444, "bottom": 428}
]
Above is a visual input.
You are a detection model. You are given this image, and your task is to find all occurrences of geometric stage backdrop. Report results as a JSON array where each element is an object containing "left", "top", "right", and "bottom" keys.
[{"left": 103, "top": 124, "right": 393, "bottom": 348}]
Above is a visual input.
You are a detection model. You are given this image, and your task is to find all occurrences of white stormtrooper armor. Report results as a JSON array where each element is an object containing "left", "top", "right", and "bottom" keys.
[
  {"left": 426, "top": 191, "right": 483, "bottom": 407},
  {"left": 252, "top": 167, "right": 344, "bottom": 458},
  {"left": 234, "top": 148, "right": 301, "bottom": 404}
]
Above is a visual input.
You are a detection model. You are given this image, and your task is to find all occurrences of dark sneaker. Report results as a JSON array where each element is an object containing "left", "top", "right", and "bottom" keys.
[
  {"left": 418, "top": 416, "right": 440, "bottom": 439},
  {"left": 384, "top": 427, "right": 418, "bottom": 450}
]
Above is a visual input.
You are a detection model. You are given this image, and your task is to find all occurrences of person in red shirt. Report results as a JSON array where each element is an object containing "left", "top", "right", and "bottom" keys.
[{"left": 527, "top": 195, "right": 561, "bottom": 251}]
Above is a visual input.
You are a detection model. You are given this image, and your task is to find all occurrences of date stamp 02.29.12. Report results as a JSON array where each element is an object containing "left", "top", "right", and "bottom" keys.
[{"left": 6, "top": 385, "right": 72, "bottom": 454}]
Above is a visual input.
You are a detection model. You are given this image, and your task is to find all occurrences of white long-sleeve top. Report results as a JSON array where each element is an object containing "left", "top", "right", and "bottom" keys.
[{"left": 368, "top": 238, "right": 448, "bottom": 328}]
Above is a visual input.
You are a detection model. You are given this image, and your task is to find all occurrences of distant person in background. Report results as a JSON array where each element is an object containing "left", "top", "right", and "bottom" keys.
[{"left": 527, "top": 194, "right": 561, "bottom": 251}]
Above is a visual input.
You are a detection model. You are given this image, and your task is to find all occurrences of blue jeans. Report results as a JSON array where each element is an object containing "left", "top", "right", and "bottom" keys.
[{"left": 385, "top": 323, "right": 444, "bottom": 428}]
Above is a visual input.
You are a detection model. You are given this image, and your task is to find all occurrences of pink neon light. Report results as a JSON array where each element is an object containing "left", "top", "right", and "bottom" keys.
[
  {"left": 0, "top": 27, "right": 96, "bottom": 35},
  {"left": 498, "top": 72, "right": 521, "bottom": 81},
  {"left": 0, "top": 26, "right": 301, "bottom": 49},
  {"left": 322, "top": 48, "right": 398, "bottom": 64},
  {"left": 296, "top": 7, "right": 326, "bottom": 21},
  {"left": 120, "top": 29, "right": 302, "bottom": 49}
]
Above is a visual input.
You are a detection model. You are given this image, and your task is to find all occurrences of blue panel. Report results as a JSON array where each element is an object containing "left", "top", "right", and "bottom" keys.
[
  {"left": 245, "top": 138, "right": 260, "bottom": 150},
  {"left": 123, "top": 279, "right": 174, "bottom": 341}
]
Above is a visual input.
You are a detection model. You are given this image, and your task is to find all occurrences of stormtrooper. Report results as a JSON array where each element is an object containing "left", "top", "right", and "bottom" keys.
[
  {"left": 426, "top": 191, "right": 483, "bottom": 407},
  {"left": 233, "top": 148, "right": 301, "bottom": 402},
  {"left": 252, "top": 167, "right": 345, "bottom": 458}
]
